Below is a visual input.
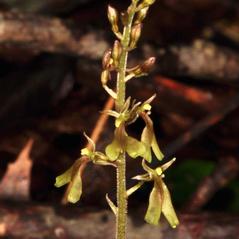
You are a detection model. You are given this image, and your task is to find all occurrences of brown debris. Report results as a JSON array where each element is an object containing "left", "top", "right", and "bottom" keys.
[
  {"left": 0, "top": 201, "right": 238, "bottom": 239},
  {"left": 0, "top": 10, "right": 239, "bottom": 84},
  {"left": 163, "top": 92, "right": 239, "bottom": 158},
  {"left": 157, "top": 40, "right": 239, "bottom": 82},
  {"left": 0, "top": 139, "right": 33, "bottom": 201},
  {"left": 0, "top": 11, "right": 108, "bottom": 60},
  {"left": 184, "top": 156, "right": 239, "bottom": 213}
]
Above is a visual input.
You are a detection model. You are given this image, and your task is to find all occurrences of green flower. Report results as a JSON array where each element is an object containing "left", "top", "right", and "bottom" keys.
[
  {"left": 55, "top": 159, "right": 83, "bottom": 204},
  {"left": 129, "top": 159, "right": 179, "bottom": 228},
  {"left": 55, "top": 134, "right": 115, "bottom": 204},
  {"left": 105, "top": 123, "right": 147, "bottom": 161},
  {"left": 103, "top": 95, "right": 156, "bottom": 128},
  {"left": 140, "top": 112, "right": 164, "bottom": 162}
]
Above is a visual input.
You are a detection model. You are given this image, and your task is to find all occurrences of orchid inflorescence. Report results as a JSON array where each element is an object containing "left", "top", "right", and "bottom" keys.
[{"left": 55, "top": 0, "right": 179, "bottom": 234}]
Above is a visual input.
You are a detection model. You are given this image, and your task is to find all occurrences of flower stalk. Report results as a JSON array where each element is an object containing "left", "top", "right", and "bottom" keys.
[
  {"left": 55, "top": 1, "right": 179, "bottom": 239},
  {"left": 115, "top": 1, "right": 139, "bottom": 239}
]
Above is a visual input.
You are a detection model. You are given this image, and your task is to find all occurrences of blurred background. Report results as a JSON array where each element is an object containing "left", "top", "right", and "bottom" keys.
[{"left": 0, "top": 0, "right": 239, "bottom": 238}]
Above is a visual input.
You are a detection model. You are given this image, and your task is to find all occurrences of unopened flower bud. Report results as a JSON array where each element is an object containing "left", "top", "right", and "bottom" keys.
[
  {"left": 101, "top": 70, "right": 110, "bottom": 85},
  {"left": 132, "top": 66, "right": 143, "bottom": 76},
  {"left": 112, "top": 40, "right": 122, "bottom": 66},
  {"left": 141, "top": 57, "right": 156, "bottom": 73},
  {"left": 129, "top": 57, "right": 156, "bottom": 77},
  {"left": 137, "top": 0, "right": 156, "bottom": 11},
  {"left": 102, "top": 49, "right": 112, "bottom": 69},
  {"left": 130, "top": 23, "right": 142, "bottom": 48},
  {"left": 144, "top": 0, "right": 156, "bottom": 5},
  {"left": 120, "top": 11, "right": 128, "bottom": 26},
  {"left": 135, "top": 7, "right": 149, "bottom": 24},
  {"left": 107, "top": 5, "right": 119, "bottom": 34}
]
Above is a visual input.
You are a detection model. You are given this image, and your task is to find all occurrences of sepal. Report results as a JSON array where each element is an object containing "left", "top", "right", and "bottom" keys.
[
  {"left": 140, "top": 113, "right": 164, "bottom": 161},
  {"left": 105, "top": 139, "right": 121, "bottom": 161},
  {"left": 67, "top": 169, "right": 82, "bottom": 203},
  {"left": 126, "top": 136, "right": 146, "bottom": 159},
  {"left": 106, "top": 194, "right": 118, "bottom": 215},
  {"left": 55, "top": 166, "right": 73, "bottom": 188},
  {"left": 161, "top": 180, "right": 179, "bottom": 228},
  {"left": 55, "top": 159, "right": 83, "bottom": 204},
  {"left": 145, "top": 183, "right": 162, "bottom": 225},
  {"left": 127, "top": 182, "right": 144, "bottom": 197}
]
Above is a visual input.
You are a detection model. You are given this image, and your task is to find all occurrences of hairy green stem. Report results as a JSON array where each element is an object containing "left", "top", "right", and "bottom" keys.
[
  {"left": 115, "top": 2, "right": 138, "bottom": 111},
  {"left": 115, "top": 2, "right": 139, "bottom": 239},
  {"left": 116, "top": 154, "right": 127, "bottom": 239}
]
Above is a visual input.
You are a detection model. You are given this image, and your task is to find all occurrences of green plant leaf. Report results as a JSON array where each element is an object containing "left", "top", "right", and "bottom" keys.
[
  {"left": 145, "top": 185, "right": 162, "bottom": 225},
  {"left": 161, "top": 181, "right": 179, "bottom": 228},
  {"left": 126, "top": 136, "right": 146, "bottom": 158},
  {"left": 67, "top": 170, "right": 82, "bottom": 204},
  {"left": 55, "top": 166, "right": 73, "bottom": 188},
  {"left": 105, "top": 139, "right": 121, "bottom": 161},
  {"left": 151, "top": 135, "right": 164, "bottom": 161}
]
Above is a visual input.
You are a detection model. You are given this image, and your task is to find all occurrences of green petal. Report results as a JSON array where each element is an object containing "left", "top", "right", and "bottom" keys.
[
  {"left": 126, "top": 182, "right": 144, "bottom": 197},
  {"left": 142, "top": 144, "right": 152, "bottom": 162},
  {"left": 83, "top": 133, "right": 95, "bottom": 152},
  {"left": 145, "top": 185, "right": 162, "bottom": 225},
  {"left": 106, "top": 194, "right": 118, "bottom": 215},
  {"left": 92, "top": 152, "right": 115, "bottom": 167},
  {"left": 161, "top": 158, "right": 176, "bottom": 172},
  {"left": 132, "top": 173, "right": 151, "bottom": 181},
  {"left": 151, "top": 134, "right": 164, "bottom": 161},
  {"left": 126, "top": 136, "right": 146, "bottom": 158},
  {"left": 55, "top": 166, "right": 73, "bottom": 188},
  {"left": 141, "top": 126, "right": 153, "bottom": 145},
  {"left": 144, "top": 94, "right": 156, "bottom": 105},
  {"left": 141, "top": 127, "right": 153, "bottom": 162},
  {"left": 67, "top": 170, "right": 82, "bottom": 204},
  {"left": 161, "top": 181, "right": 179, "bottom": 228},
  {"left": 103, "top": 110, "right": 119, "bottom": 118},
  {"left": 105, "top": 140, "right": 121, "bottom": 161}
]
